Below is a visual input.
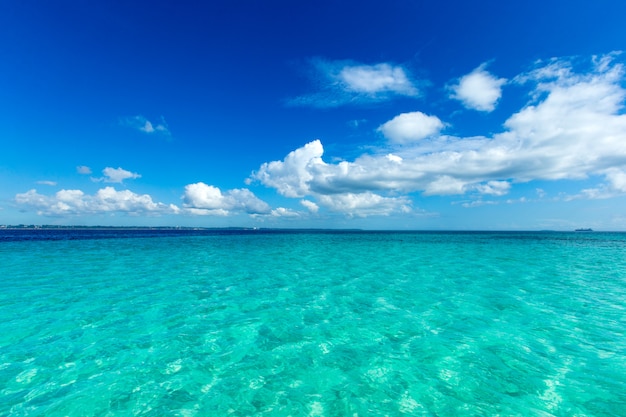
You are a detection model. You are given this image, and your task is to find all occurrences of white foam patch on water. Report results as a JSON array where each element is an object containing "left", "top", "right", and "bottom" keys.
[
  {"left": 58, "top": 362, "right": 75, "bottom": 369},
  {"left": 540, "top": 358, "right": 572, "bottom": 411},
  {"left": 289, "top": 380, "right": 303, "bottom": 388},
  {"left": 319, "top": 342, "right": 331, "bottom": 354},
  {"left": 165, "top": 359, "right": 182, "bottom": 374},
  {"left": 399, "top": 391, "right": 423, "bottom": 413},
  {"left": 366, "top": 366, "right": 391, "bottom": 383},
  {"left": 249, "top": 376, "right": 265, "bottom": 389},
  {"left": 15, "top": 368, "right": 37, "bottom": 384},
  {"left": 308, "top": 400, "right": 324, "bottom": 416},
  {"left": 178, "top": 406, "right": 198, "bottom": 417},
  {"left": 60, "top": 379, "right": 76, "bottom": 387},
  {"left": 540, "top": 379, "right": 563, "bottom": 410},
  {"left": 375, "top": 297, "right": 399, "bottom": 311},
  {"left": 438, "top": 368, "right": 459, "bottom": 385}
]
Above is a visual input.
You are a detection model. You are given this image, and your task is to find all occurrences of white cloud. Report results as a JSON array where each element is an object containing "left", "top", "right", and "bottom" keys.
[
  {"left": 270, "top": 207, "right": 301, "bottom": 217},
  {"left": 15, "top": 187, "right": 179, "bottom": 216},
  {"left": 450, "top": 64, "right": 507, "bottom": 111},
  {"left": 569, "top": 167, "right": 626, "bottom": 200},
  {"left": 606, "top": 168, "right": 626, "bottom": 192},
  {"left": 122, "top": 115, "right": 170, "bottom": 136},
  {"left": 36, "top": 180, "right": 57, "bottom": 186},
  {"left": 460, "top": 196, "right": 530, "bottom": 208},
  {"left": 378, "top": 111, "right": 444, "bottom": 143},
  {"left": 386, "top": 154, "right": 403, "bottom": 163},
  {"left": 300, "top": 199, "right": 319, "bottom": 213},
  {"left": 94, "top": 167, "right": 141, "bottom": 183},
  {"left": 460, "top": 199, "right": 499, "bottom": 208},
  {"left": 289, "top": 59, "right": 420, "bottom": 107},
  {"left": 77, "top": 165, "right": 92, "bottom": 175},
  {"left": 474, "top": 181, "right": 511, "bottom": 196},
  {"left": 252, "top": 140, "right": 326, "bottom": 198},
  {"left": 317, "top": 192, "right": 411, "bottom": 217},
  {"left": 423, "top": 175, "right": 467, "bottom": 195},
  {"left": 250, "top": 141, "right": 415, "bottom": 217},
  {"left": 182, "top": 182, "right": 271, "bottom": 215},
  {"left": 339, "top": 63, "right": 418, "bottom": 95},
  {"left": 254, "top": 54, "right": 626, "bottom": 209}
]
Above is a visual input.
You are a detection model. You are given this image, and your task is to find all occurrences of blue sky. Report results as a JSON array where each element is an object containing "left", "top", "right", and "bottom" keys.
[{"left": 2, "top": 0, "right": 626, "bottom": 230}]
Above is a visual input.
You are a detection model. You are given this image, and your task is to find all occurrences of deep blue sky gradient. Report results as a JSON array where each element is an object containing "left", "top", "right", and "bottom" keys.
[{"left": 2, "top": 1, "right": 626, "bottom": 229}]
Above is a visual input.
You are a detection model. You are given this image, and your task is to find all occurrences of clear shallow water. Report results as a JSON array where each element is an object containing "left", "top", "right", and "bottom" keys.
[{"left": 1, "top": 230, "right": 625, "bottom": 416}]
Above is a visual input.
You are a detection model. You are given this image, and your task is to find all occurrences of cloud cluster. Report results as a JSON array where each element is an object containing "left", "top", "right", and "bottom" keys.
[
  {"left": 250, "top": 140, "right": 415, "bottom": 216},
  {"left": 16, "top": 183, "right": 279, "bottom": 219},
  {"left": 17, "top": 164, "right": 278, "bottom": 218},
  {"left": 15, "top": 187, "right": 179, "bottom": 216},
  {"left": 253, "top": 55, "right": 626, "bottom": 213},
  {"left": 14, "top": 54, "right": 626, "bottom": 221},
  {"left": 289, "top": 59, "right": 420, "bottom": 107}
]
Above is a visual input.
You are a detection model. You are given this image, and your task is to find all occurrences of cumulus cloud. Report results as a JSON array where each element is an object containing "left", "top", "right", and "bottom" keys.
[
  {"left": 253, "top": 54, "right": 626, "bottom": 209},
  {"left": 269, "top": 207, "right": 301, "bottom": 217},
  {"left": 15, "top": 187, "right": 179, "bottom": 216},
  {"left": 250, "top": 141, "right": 415, "bottom": 216},
  {"left": 77, "top": 165, "right": 92, "bottom": 175},
  {"left": 474, "top": 181, "right": 511, "bottom": 196},
  {"left": 300, "top": 199, "right": 319, "bottom": 213},
  {"left": 93, "top": 167, "right": 141, "bottom": 183},
  {"left": 182, "top": 182, "right": 271, "bottom": 215},
  {"left": 449, "top": 64, "right": 507, "bottom": 111},
  {"left": 252, "top": 140, "right": 326, "bottom": 198},
  {"left": 122, "top": 115, "right": 170, "bottom": 136},
  {"left": 317, "top": 192, "right": 411, "bottom": 217},
  {"left": 378, "top": 111, "right": 444, "bottom": 143},
  {"left": 289, "top": 59, "right": 420, "bottom": 107}
]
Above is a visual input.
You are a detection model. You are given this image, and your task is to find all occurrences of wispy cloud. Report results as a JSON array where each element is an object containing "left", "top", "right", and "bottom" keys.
[
  {"left": 458, "top": 196, "right": 529, "bottom": 208},
  {"left": 36, "top": 180, "right": 57, "bottom": 186},
  {"left": 288, "top": 59, "right": 421, "bottom": 108},
  {"left": 300, "top": 199, "right": 319, "bottom": 213},
  {"left": 77, "top": 165, "right": 92, "bottom": 175},
  {"left": 449, "top": 63, "right": 507, "bottom": 112},
  {"left": 566, "top": 168, "right": 626, "bottom": 200},
  {"left": 268, "top": 207, "right": 301, "bottom": 218},
  {"left": 121, "top": 115, "right": 171, "bottom": 136},
  {"left": 317, "top": 192, "right": 412, "bottom": 217},
  {"left": 92, "top": 167, "right": 141, "bottom": 184}
]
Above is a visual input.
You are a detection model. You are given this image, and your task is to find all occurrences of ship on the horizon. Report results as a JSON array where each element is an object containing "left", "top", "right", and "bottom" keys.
[{"left": 574, "top": 228, "right": 593, "bottom": 232}]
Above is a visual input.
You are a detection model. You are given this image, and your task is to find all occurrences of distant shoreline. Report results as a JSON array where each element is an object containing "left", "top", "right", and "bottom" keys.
[
  {"left": 0, "top": 225, "right": 620, "bottom": 233},
  {"left": 0, "top": 225, "right": 238, "bottom": 231}
]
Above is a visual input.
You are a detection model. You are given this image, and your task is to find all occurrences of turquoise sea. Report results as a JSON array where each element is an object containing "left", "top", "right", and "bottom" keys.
[{"left": 1, "top": 230, "right": 625, "bottom": 416}]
